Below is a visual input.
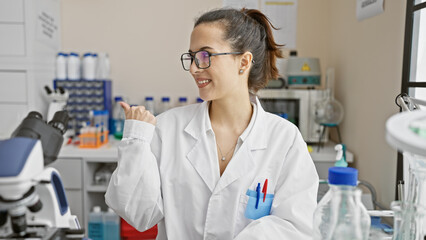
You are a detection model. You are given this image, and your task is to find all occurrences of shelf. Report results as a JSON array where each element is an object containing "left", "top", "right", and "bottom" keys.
[
  {"left": 59, "top": 137, "right": 120, "bottom": 160},
  {"left": 87, "top": 185, "right": 108, "bottom": 192}
]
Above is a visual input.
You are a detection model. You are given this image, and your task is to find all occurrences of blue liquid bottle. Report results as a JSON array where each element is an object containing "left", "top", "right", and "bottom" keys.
[
  {"left": 104, "top": 208, "right": 120, "bottom": 240},
  {"left": 88, "top": 206, "right": 104, "bottom": 240}
]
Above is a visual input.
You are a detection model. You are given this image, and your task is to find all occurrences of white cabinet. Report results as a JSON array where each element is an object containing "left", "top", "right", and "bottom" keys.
[
  {"left": 0, "top": 0, "right": 61, "bottom": 138},
  {"left": 56, "top": 139, "right": 119, "bottom": 234}
]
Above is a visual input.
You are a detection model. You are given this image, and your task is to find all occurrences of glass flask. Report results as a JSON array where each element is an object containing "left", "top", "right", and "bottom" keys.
[
  {"left": 328, "top": 189, "right": 365, "bottom": 240},
  {"left": 391, "top": 201, "right": 425, "bottom": 240},
  {"left": 313, "top": 167, "right": 370, "bottom": 240}
]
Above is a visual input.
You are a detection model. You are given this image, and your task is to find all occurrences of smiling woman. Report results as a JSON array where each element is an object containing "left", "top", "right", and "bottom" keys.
[{"left": 105, "top": 7, "right": 318, "bottom": 240}]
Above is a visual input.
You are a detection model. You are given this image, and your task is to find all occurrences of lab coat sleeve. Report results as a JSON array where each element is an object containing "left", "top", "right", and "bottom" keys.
[
  {"left": 105, "top": 119, "right": 164, "bottom": 232},
  {"left": 234, "top": 130, "right": 319, "bottom": 240}
]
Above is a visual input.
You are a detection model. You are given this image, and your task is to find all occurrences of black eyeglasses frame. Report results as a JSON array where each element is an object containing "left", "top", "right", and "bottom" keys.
[{"left": 180, "top": 50, "right": 243, "bottom": 71}]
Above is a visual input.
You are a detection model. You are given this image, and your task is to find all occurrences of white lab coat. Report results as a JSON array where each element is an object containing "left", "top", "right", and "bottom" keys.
[{"left": 105, "top": 97, "right": 319, "bottom": 240}]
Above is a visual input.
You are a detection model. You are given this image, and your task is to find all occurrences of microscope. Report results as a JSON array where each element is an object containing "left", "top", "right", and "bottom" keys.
[{"left": 0, "top": 111, "right": 83, "bottom": 239}]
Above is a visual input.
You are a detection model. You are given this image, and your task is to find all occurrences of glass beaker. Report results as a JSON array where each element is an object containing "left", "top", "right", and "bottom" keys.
[
  {"left": 391, "top": 201, "right": 425, "bottom": 240},
  {"left": 405, "top": 152, "right": 426, "bottom": 205}
]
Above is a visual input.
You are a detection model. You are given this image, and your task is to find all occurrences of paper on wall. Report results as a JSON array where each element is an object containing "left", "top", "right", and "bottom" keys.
[
  {"left": 223, "top": 0, "right": 259, "bottom": 9},
  {"left": 356, "top": 0, "right": 384, "bottom": 21},
  {"left": 261, "top": 0, "right": 297, "bottom": 49},
  {"left": 223, "top": 0, "right": 297, "bottom": 49}
]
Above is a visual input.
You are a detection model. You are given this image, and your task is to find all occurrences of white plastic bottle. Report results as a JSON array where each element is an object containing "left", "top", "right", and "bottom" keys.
[
  {"left": 88, "top": 206, "right": 104, "bottom": 240},
  {"left": 82, "top": 52, "right": 96, "bottom": 80},
  {"left": 96, "top": 52, "right": 110, "bottom": 80},
  {"left": 103, "top": 208, "right": 120, "bottom": 240},
  {"left": 313, "top": 167, "right": 370, "bottom": 240},
  {"left": 158, "top": 97, "right": 170, "bottom": 114},
  {"left": 67, "top": 52, "right": 81, "bottom": 80},
  {"left": 56, "top": 52, "right": 67, "bottom": 80},
  {"left": 177, "top": 97, "right": 187, "bottom": 107},
  {"left": 113, "top": 96, "right": 125, "bottom": 140},
  {"left": 144, "top": 96, "right": 155, "bottom": 115}
]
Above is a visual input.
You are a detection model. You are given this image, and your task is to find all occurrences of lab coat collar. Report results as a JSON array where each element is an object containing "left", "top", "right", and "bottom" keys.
[
  {"left": 184, "top": 96, "right": 268, "bottom": 193},
  {"left": 184, "top": 96, "right": 267, "bottom": 150}
]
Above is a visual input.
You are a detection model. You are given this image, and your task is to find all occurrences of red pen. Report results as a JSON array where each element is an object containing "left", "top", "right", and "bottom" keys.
[{"left": 262, "top": 179, "right": 268, "bottom": 202}]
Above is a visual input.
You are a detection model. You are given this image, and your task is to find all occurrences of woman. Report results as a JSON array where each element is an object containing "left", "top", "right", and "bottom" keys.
[{"left": 105, "top": 8, "right": 318, "bottom": 240}]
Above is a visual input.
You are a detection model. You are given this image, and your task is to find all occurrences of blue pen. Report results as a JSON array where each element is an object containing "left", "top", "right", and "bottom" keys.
[{"left": 255, "top": 183, "right": 260, "bottom": 209}]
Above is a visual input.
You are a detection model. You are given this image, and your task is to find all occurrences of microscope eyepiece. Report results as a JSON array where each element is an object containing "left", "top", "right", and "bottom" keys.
[
  {"left": 48, "top": 110, "right": 69, "bottom": 135},
  {"left": 27, "top": 111, "right": 43, "bottom": 120}
]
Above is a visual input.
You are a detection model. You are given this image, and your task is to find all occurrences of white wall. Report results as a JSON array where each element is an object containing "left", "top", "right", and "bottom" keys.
[
  {"left": 61, "top": 0, "right": 222, "bottom": 107},
  {"left": 61, "top": 0, "right": 406, "bottom": 207},
  {"left": 327, "top": 0, "right": 405, "bottom": 207}
]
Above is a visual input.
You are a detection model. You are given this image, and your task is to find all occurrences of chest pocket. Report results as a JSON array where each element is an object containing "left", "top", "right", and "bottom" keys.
[
  {"left": 234, "top": 190, "right": 274, "bottom": 237},
  {"left": 244, "top": 189, "right": 274, "bottom": 219}
]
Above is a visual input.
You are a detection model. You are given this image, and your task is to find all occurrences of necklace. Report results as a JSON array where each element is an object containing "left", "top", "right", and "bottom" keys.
[{"left": 217, "top": 143, "right": 236, "bottom": 161}]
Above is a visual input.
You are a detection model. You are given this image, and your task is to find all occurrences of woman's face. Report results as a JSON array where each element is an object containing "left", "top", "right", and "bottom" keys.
[{"left": 189, "top": 23, "right": 246, "bottom": 101}]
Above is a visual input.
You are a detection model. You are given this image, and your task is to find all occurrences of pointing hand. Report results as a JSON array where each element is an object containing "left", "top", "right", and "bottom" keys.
[{"left": 120, "top": 102, "right": 157, "bottom": 126}]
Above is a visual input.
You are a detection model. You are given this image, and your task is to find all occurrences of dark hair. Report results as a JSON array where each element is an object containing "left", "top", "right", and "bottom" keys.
[{"left": 195, "top": 8, "right": 283, "bottom": 92}]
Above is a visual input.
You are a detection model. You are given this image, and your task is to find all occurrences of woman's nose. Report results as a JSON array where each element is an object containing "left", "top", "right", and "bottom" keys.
[{"left": 189, "top": 60, "right": 201, "bottom": 74}]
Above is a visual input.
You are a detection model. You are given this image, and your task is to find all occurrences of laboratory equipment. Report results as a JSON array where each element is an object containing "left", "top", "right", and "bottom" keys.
[
  {"left": 54, "top": 79, "right": 112, "bottom": 134},
  {"left": 45, "top": 85, "right": 69, "bottom": 122},
  {"left": 95, "top": 52, "right": 111, "bottom": 80},
  {"left": 88, "top": 206, "right": 104, "bottom": 240},
  {"left": 258, "top": 89, "right": 327, "bottom": 143},
  {"left": 386, "top": 95, "right": 426, "bottom": 239},
  {"left": 315, "top": 68, "right": 344, "bottom": 147},
  {"left": 391, "top": 201, "right": 425, "bottom": 239},
  {"left": 313, "top": 167, "right": 370, "bottom": 240},
  {"left": 0, "top": 111, "right": 82, "bottom": 239},
  {"left": 113, "top": 96, "right": 125, "bottom": 139},
  {"left": 286, "top": 57, "right": 321, "bottom": 87},
  {"left": 93, "top": 163, "right": 114, "bottom": 186},
  {"left": 67, "top": 52, "right": 80, "bottom": 80},
  {"left": 334, "top": 143, "right": 348, "bottom": 167},
  {"left": 177, "top": 97, "right": 188, "bottom": 107},
  {"left": 158, "top": 97, "right": 171, "bottom": 114},
  {"left": 104, "top": 208, "right": 120, "bottom": 240},
  {"left": 55, "top": 52, "right": 67, "bottom": 80},
  {"left": 82, "top": 52, "right": 96, "bottom": 80},
  {"left": 145, "top": 96, "right": 155, "bottom": 115}
]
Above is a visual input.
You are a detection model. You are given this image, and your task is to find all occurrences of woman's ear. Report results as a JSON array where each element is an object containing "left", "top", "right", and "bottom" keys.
[{"left": 239, "top": 52, "right": 253, "bottom": 73}]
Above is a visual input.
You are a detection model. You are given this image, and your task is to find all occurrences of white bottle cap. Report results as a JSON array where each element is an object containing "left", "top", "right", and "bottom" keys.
[{"left": 93, "top": 206, "right": 101, "bottom": 212}]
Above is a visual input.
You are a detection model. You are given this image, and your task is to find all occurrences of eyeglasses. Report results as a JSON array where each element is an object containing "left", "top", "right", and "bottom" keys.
[{"left": 180, "top": 50, "right": 243, "bottom": 71}]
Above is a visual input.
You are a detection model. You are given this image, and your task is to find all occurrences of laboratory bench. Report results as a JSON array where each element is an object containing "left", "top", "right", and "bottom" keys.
[{"left": 54, "top": 137, "right": 352, "bottom": 233}]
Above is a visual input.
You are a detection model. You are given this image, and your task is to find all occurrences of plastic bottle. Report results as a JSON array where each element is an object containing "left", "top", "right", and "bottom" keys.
[
  {"left": 82, "top": 52, "right": 96, "bottom": 80},
  {"left": 67, "top": 52, "right": 81, "bottom": 80},
  {"left": 113, "top": 96, "right": 125, "bottom": 139},
  {"left": 56, "top": 52, "right": 68, "bottom": 80},
  {"left": 177, "top": 97, "right": 187, "bottom": 107},
  {"left": 103, "top": 208, "right": 120, "bottom": 240},
  {"left": 88, "top": 206, "right": 104, "bottom": 240},
  {"left": 144, "top": 96, "right": 155, "bottom": 115},
  {"left": 158, "top": 97, "right": 170, "bottom": 114},
  {"left": 313, "top": 167, "right": 370, "bottom": 240},
  {"left": 96, "top": 52, "right": 110, "bottom": 80}
]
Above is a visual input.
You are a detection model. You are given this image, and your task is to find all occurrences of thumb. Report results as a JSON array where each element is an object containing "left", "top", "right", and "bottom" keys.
[{"left": 119, "top": 101, "right": 130, "bottom": 112}]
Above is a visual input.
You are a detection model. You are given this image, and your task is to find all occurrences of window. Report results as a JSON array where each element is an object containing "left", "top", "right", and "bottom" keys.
[
  {"left": 396, "top": 1, "right": 426, "bottom": 198},
  {"left": 402, "top": 1, "right": 426, "bottom": 95}
]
